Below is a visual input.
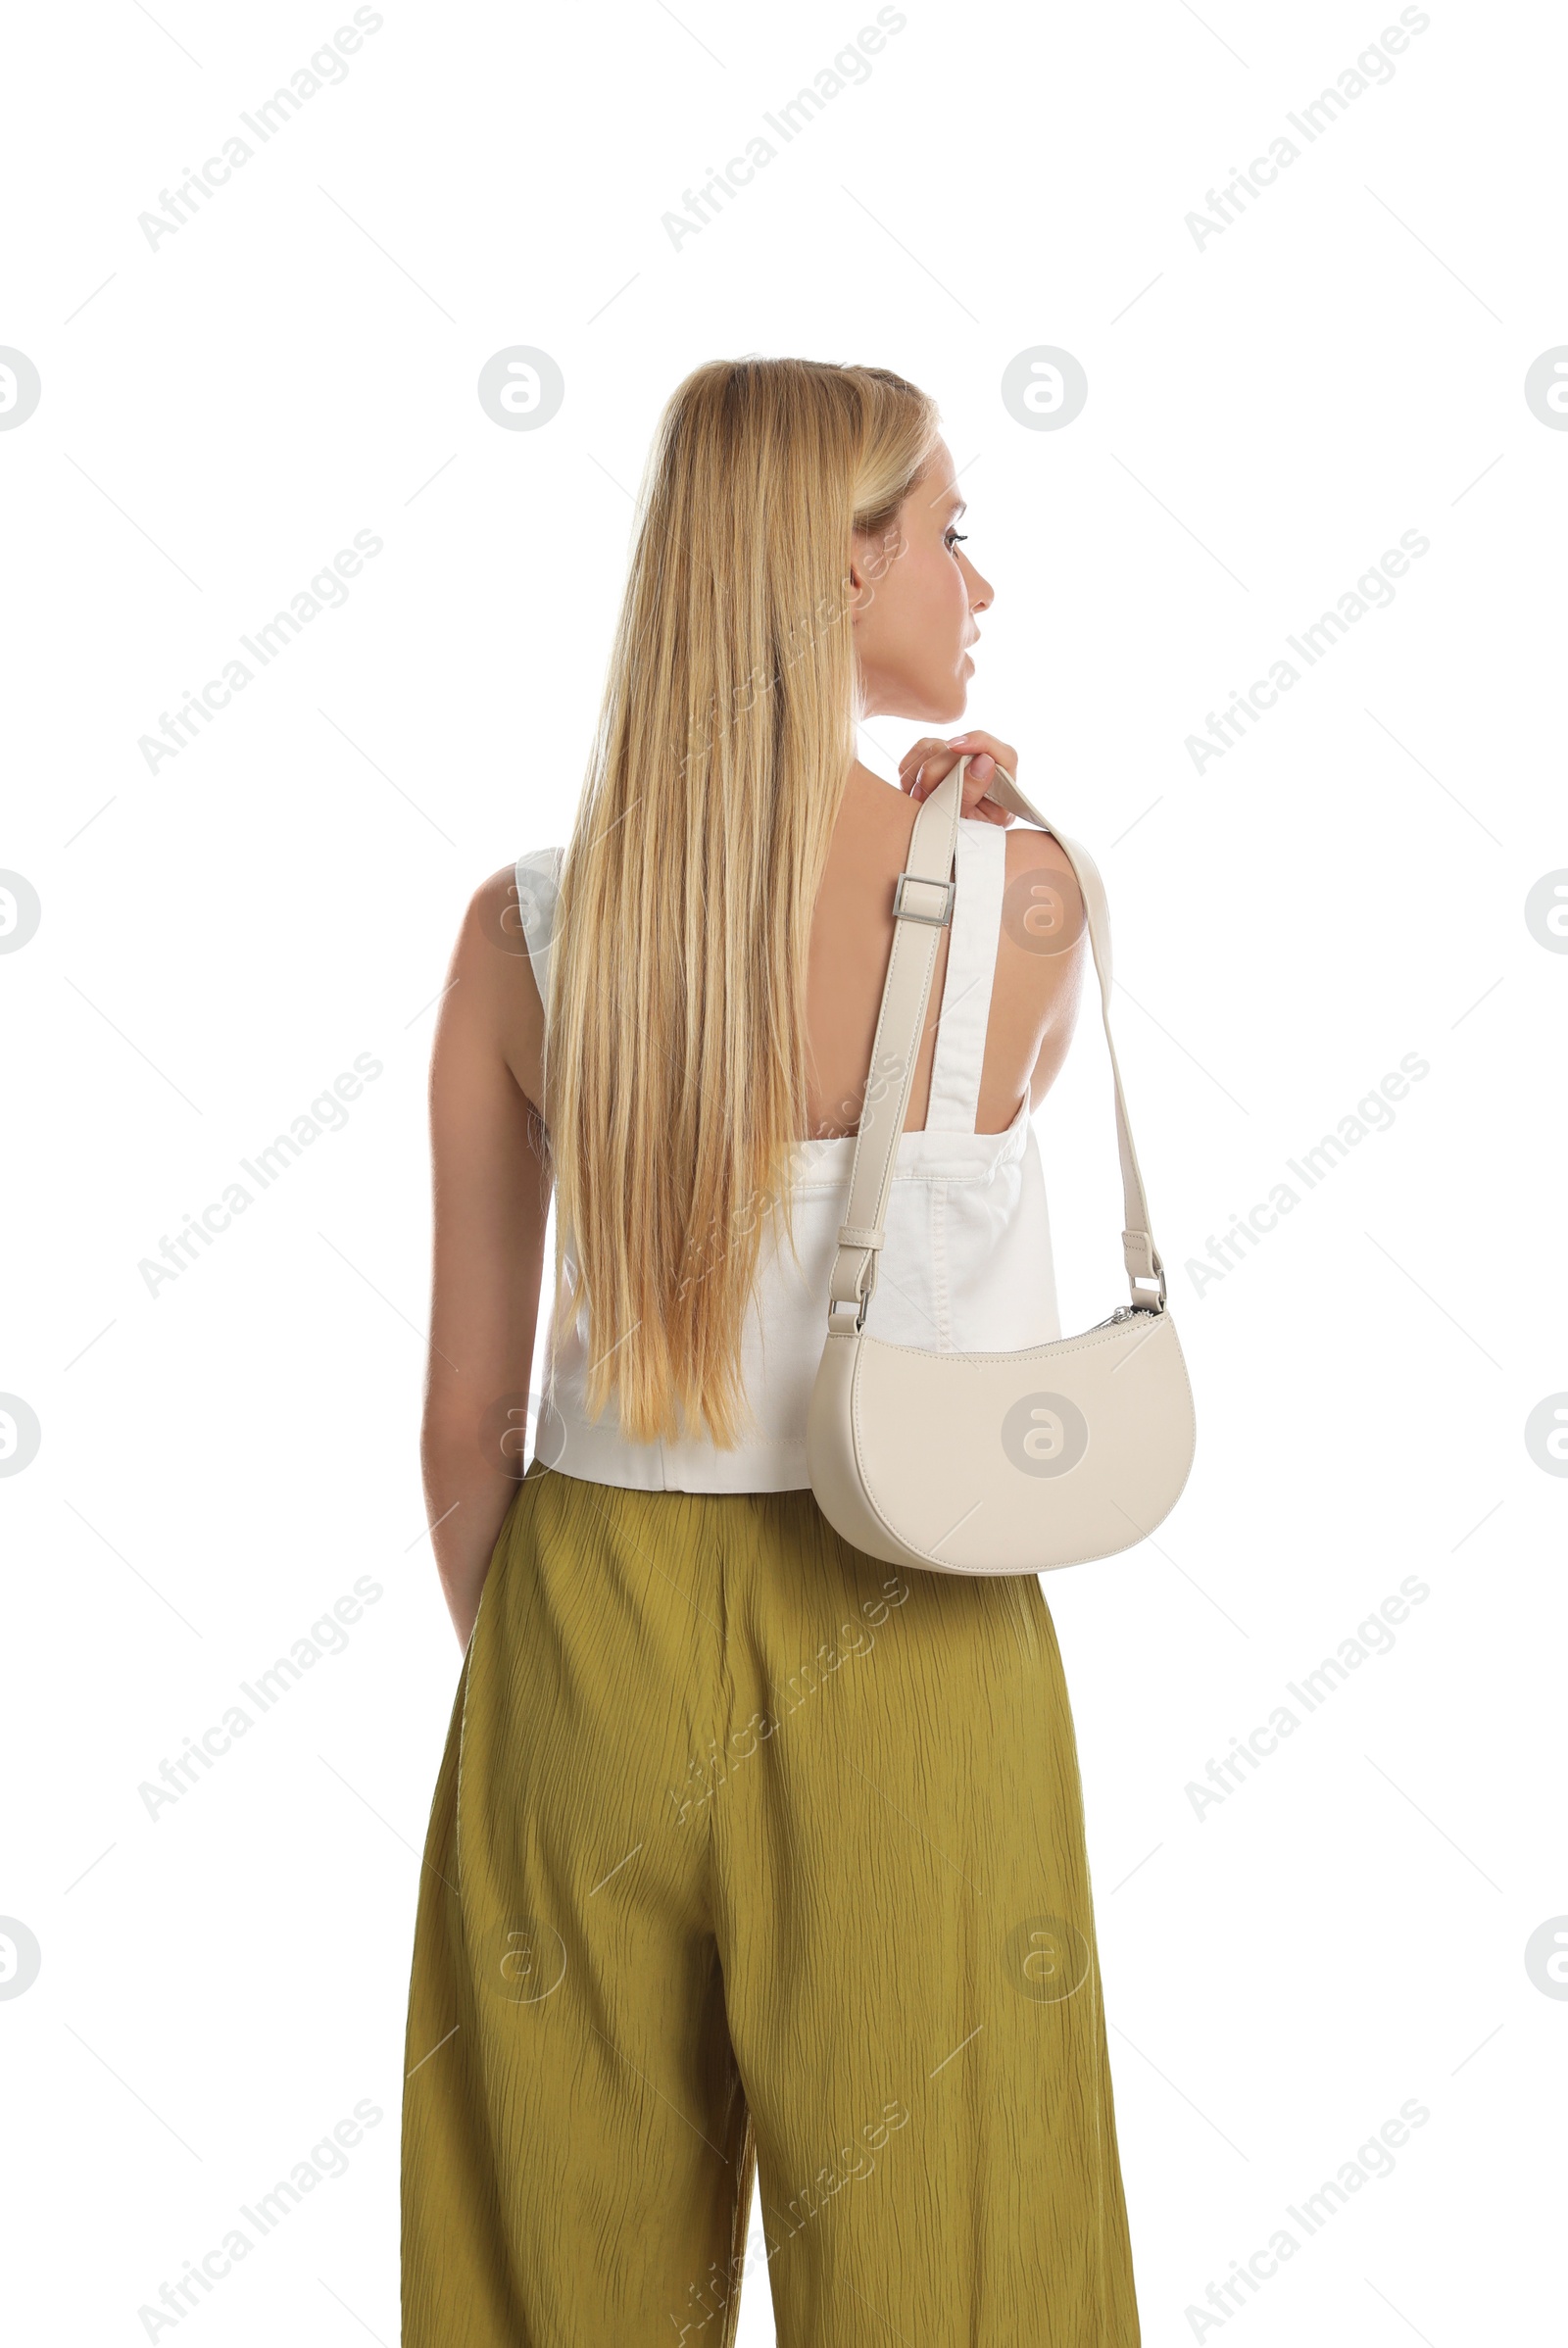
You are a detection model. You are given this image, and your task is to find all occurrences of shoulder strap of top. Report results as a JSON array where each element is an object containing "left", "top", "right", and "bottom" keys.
[
  {"left": 824, "top": 758, "right": 1166, "bottom": 1333},
  {"left": 923, "top": 814, "right": 1005, "bottom": 1133},
  {"left": 514, "top": 846, "right": 565, "bottom": 1015}
]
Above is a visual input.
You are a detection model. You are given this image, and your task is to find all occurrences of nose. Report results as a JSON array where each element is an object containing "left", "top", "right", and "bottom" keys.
[{"left": 960, "top": 552, "right": 994, "bottom": 613}]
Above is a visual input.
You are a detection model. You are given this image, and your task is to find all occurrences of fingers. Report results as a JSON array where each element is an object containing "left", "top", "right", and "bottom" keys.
[
  {"left": 897, "top": 737, "right": 953, "bottom": 797},
  {"left": 947, "top": 731, "right": 1018, "bottom": 789},
  {"left": 943, "top": 729, "right": 1019, "bottom": 824},
  {"left": 896, "top": 731, "right": 1019, "bottom": 825}
]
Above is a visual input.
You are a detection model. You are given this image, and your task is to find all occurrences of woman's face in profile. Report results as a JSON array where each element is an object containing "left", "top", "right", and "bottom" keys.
[{"left": 850, "top": 436, "right": 995, "bottom": 724}]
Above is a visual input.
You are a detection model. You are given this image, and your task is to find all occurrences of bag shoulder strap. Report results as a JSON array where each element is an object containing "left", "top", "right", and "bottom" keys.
[
  {"left": 824, "top": 756, "right": 1167, "bottom": 1335},
  {"left": 924, "top": 815, "right": 1006, "bottom": 1132}
]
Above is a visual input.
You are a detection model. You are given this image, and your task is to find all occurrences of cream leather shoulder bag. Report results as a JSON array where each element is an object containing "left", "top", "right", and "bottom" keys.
[{"left": 806, "top": 757, "right": 1197, "bottom": 1577}]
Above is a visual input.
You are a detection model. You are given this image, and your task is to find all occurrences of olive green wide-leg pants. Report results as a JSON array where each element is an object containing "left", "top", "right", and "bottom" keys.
[{"left": 402, "top": 1455, "right": 1141, "bottom": 2347}]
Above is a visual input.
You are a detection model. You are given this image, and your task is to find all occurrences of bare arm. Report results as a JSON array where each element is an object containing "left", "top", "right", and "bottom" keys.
[
  {"left": 421, "top": 867, "right": 552, "bottom": 1648},
  {"left": 1012, "top": 828, "right": 1088, "bottom": 1107}
]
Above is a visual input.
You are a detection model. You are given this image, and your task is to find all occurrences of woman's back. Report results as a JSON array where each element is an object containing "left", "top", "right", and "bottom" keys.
[
  {"left": 497, "top": 761, "right": 1086, "bottom": 1150},
  {"left": 497, "top": 763, "right": 1090, "bottom": 1492},
  {"left": 803, "top": 761, "right": 1085, "bottom": 1141}
]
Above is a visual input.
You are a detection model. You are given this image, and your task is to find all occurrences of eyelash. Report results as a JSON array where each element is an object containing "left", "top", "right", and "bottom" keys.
[{"left": 945, "top": 529, "right": 968, "bottom": 550}]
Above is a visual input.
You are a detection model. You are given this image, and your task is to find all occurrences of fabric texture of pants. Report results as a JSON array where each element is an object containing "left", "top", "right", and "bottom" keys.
[{"left": 402, "top": 1455, "right": 1142, "bottom": 2346}]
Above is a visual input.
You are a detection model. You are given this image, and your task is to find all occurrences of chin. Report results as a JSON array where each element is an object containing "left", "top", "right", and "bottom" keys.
[{"left": 874, "top": 667, "right": 968, "bottom": 724}]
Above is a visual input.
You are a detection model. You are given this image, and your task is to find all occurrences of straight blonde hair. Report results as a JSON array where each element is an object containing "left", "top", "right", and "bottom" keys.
[{"left": 542, "top": 356, "right": 941, "bottom": 1448}]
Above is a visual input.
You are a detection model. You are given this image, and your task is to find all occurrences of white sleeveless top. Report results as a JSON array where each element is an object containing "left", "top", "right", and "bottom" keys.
[{"left": 515, "top": 816, "right": 1061, "bottom": 1492}]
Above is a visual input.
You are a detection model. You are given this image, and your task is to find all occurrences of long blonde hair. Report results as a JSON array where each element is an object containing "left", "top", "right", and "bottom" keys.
[{"left": 542, "top": 356, "right": 940, "bottom": 1447}]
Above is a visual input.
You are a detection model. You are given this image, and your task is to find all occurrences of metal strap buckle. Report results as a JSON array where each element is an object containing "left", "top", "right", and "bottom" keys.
[
  {"left": 1129, "top": 1259, "right": 1167, "bottom": 1312},
  {"left": 892, "top": 871, "right": 955, "bottom": 928}
]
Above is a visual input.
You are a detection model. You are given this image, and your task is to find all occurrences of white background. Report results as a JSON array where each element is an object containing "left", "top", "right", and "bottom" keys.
[{"left": 3, "top": 0, "right": 1565, "bottom": 2340}]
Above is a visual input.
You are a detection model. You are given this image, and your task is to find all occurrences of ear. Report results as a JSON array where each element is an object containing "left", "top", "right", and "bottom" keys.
[
  {"left": 846, "top": 528, "right": 886, "bottom": 624},
  {"left": 849, "top": 510, "right": 907, "bottom": 613}
]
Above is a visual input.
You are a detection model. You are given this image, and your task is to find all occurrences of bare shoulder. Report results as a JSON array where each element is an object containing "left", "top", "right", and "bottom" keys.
[
  {"left": 986, "top": 820, "right": 1090, "bottom": 1111},
  {"left": 998, "top": 820, "right": 1088, "bottom": 978},
  {"left": 436, "top": 863, "right": 548, "bottom": 1114}
]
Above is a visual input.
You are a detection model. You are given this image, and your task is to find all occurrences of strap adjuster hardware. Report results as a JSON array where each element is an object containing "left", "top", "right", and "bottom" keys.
[
  {"left": 1128, "top": 1258, "right": 1167, "bottom": 1312},
  {"left": 892, "top": 871, "right": 955, "bottom": 928}
]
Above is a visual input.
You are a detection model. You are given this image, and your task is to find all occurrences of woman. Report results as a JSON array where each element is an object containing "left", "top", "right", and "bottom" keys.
[{"left": 402, "top": 358, "right": 1141, "bottom": 2345}]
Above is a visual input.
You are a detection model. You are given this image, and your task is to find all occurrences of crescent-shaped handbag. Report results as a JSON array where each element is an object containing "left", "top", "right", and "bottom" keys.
[{"left": 806, "top": 756, "right": 1197, "bottom": 1576}]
